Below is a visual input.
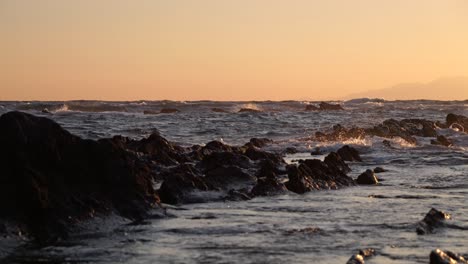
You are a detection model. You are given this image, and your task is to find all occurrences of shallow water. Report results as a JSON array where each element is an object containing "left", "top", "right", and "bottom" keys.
[{"left": 1, "top": 99, "right": 467, "bottom": 263}]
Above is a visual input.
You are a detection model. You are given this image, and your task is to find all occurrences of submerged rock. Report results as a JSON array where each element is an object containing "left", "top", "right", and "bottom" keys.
[
  {"left": 356, "top": 170, "right": 379, "bottom": 185},
  {"left": 160, "top": 108, "right": 180, "bottom": 114},
  {"left": 373, "top": 167, "right": 386, "bottom": 173},
  {"left": 238, "top": 108, "right": 261, "bottom": 113},
  {"left": 430, "top": 249, "right": 467, "bottom": 264},
  {"left": 0, "top": 111, "right": 159, "bottom": 241},
  {"left": 416, "top": 208, "right": 451, "bottom": 235},
  {"left": 431, "top": 135, "right": 453, "bottom": 147}
]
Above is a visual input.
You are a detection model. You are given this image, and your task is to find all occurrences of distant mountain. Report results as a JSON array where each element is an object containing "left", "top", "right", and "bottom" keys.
[{"left": 344, "top": 76, "right": 468, "bottom": 100}]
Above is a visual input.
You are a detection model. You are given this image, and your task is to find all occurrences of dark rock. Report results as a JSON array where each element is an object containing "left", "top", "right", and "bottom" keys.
[
  {"left": 158, "top": 164, "right": 211, "bottom": 205},
  {"left": 318, "top": 102, "right": 344, "bottom": 110},
  {"left": 41, "top": 108, "right": 51, "bottom": 114},
  {"left": 431, "top": 135, "right": 453, "bottom": 147},
  {"left": 382, "top": 140, "right": 393, "bottom": 148},
  {"left": 244, "top": 146, "right": 283, "bottom": 163},
  {"left": 373, "top": 167, "right": 386, "bottom": 173},
  {"left": 143, "top": 110, "right": 159, "bottom": 115},
  {"left": 285, "top": 152, "right": 354, "bottom": 193},
  {"left": 356, "top": 170, "right": 379, "bottom": 185},
  {"left": 238, "top": 108, "right": 261, "bottom": 113},
  {"left": 160, "top": 108, "right": 180, "bottom": 114},
  {"left": 315, "top": 125, "right": 366, "bottom": 142},
  {"left": 310, "top": 147, "right": 322, "bottom": 155},
  {"left": 126, "top": 132, "right": 186, "bottom": 165},
  {"left": 366, "top": 118, "right": 438, "bottom": 145},
  {"left": 430, "top": 249, "right": 467, "bottom": 264},
  {"left": 225, "top": 189, "right": 252, "bottom": 201},
  {"left": 346, "top": 248, "right": 375, "bottom": 264},
  {"left": 337, "top": 145, "right": 362, "bottom": 162},
  {"left": 416, "top": 208, "right": 451, "bottom": 235},
  {"left": 211, "top": 108, "right": 228, "bottom": 113},
  {"left": 198, "top": 151, "right": 252, "bottom": 172},
  {"left": 250, "top": 160, "right": 287, "bottom": 196},
  {"left": 205, "top": 166, "right": 255, "bottom": 190},
  {"left": 283, "top": 147, "right": 297, "bottom": 154},
  {"left": 305, "top": 102, "right": 344, "bottom": 111},
  {"left": 248, "top": 138, "right": 273, "bottom": 148},
  {"left": 446, "top": 113, "right": 468, "bottom": 132},
  {"left": 0, "top": 111, "right": 158, "bottom": 241}
]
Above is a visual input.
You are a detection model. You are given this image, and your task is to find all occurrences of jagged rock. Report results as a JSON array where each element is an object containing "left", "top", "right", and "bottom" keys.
[
  {"left": 0, "top": 111, "right": 158, "bottom": 241},
  {"left": 125, "top": 132, "right": 186, "bottom": 165},
  {"left": 158, "top": 164, "right": 211, "bottom": 205},
  {"left": 310, "top": 147, "right": 322, "bottom": 155},
  {"left": 250, "top": 160, "right": 287, "bottom": 196},
  {"left": 285, "top": 152, "right": 354, "bottom": 193},
  {"left": 366, "top": 118, "right": 438, "bottom": 145},
  {"left": 197, "top": 151, "right": 252, "bottom": 172},
  {"left": 244, "top": 146, "right": 283, "bottom": 163},
  {"left": 430, "top": 249, "right": 467, "bottom": 264},
  {"left": 315, "top": 125, "right": 366, "bottom": 142},
  {"left": 346, "top": 248, "right": 375, "bottom": 264},
  {"left": 337, "top": 145, "right": 362, "bottom": 162},
  {"left": 431, "top": 135, "right": 453, "bottom": 147},
  {"left": 416, "top": 208, "right": 451, "bottom": 235},
  {"left": 356, "top": 170, "right": 379, "bottom": 185}
]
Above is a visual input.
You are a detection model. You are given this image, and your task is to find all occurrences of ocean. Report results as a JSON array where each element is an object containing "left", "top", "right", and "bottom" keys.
[{"left": 0, "top": 99, "right": 467, "bottom": 263}]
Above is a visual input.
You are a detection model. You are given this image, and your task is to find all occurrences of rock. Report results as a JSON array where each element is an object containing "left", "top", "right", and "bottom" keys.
[
  {"left": 158, "top": 164, "right": 211, "bottom": 205},
  {"left": 337, "top": 145, "right": 362, "bottom": 162},
  {"left": 143, "top": 110, "right": 159, "bottom": 115},
  {"left": 318, "top": 102, "right": 344, "bottom": 110},
  {"left": 125, "top": 132, "right": 186, "bottom": 165},
  {"left": 247, "top": 138, "right": 273, "bottom": 148},
  {"left": 382, "top": 140, "right": 392, "bottom": 148},
  {"left": 430, "top": 249, "right": 467, "bottom": 264},
  {"left": 285, "top": 152, "right": 354, "bottom": 194},
  {"left": 211, "top": 108, "right": 228, "bottom": 113},
  {"left": 250, "top": 160, "right": 287, "bottom": 196},
  {"left": 41, "top": 108, "right": 51, "bottom": 114},
  {"left": 244, "top": 146, "right": 283, "bottom": 163},
  {"left": 315, "top": 125, "right": 366, "bottom": 142},
  {"left": 198, "top": 151, "right": 252, "bottom": 172},
  {"left": 346, "top": 248, "right": 375, "bottom": 264},
  {"left": 417, "top": 208, "right": 451, "bottom": 235},
  {"left": 356, "top": 170, "right": 379, "bottom": 185},
  {"left": 283, "top": 147, "right": 297, "bottom": 154},
  {"left": 366, "top": 118, "right": 438, "bottom": 145},
  {"left": 205, "top": 166, "right": 256, "bottom": 190},
  {"left": 373, "top": 167, "right": 386, "bottom": 173},
  {"left": 160, "top": 108, "right": 180, "bottom": 114},
  {"left": 310, "top": 147, "right": 322, "bottom": 155},
  {"left": 431, "top": 135, "right": 453, "bottom": 147},
  {"left": 238, "top": 108, "right": 261, "bottom": 113},
  {"left": 305, "top": 102, "right": 344, "bottom": 111},
  {"left": 446, "top": 113, "right": 468, "bottom": 132},
  {"left": 0, "top": 111, "right": 158, "bottom": 241}
]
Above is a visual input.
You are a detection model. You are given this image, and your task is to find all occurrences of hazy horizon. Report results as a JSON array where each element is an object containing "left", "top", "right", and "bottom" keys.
[{"left": 1, "top": 1, "right": 467, "bottom": 101}]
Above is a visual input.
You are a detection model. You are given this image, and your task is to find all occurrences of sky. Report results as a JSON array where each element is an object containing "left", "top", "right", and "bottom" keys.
[{"left": 1, "top": 0, "right": 467, "bottom": 101}]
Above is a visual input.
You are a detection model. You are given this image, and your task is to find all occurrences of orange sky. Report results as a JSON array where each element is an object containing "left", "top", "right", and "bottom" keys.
[{"left": 1, "top": 0, "right": 467, "bottom": 101}]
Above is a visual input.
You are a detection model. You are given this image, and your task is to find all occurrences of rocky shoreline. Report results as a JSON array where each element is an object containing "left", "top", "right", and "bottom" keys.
[{"left": 0, "top": 111, "right": 466, "bottom": 263}]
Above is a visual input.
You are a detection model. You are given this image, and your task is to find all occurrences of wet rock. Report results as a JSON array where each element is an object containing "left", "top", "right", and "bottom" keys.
[
  {"left": 0, "top": 111, "right": 158, "bottom": 241},
  {"left": 416, "top": 208, "right": 451, "bottom": 235},
  {"left": 446, "top": 113, "right": 468, "bottom": 132},
  {"left": 346, "top": 248, "right": 375, "bottom": 264},
  {"left": 160, "top": 108, "right": 180, "bottom": 114},
  {"left": 285, "top": 152, "right": 354, "bottom": 193},
  {"left": 205, "top": 166, "right": 255, "bottom": 190},
  {"left": 247, "top": 137, "right": 273, "bottom": 148},
  {"left": 250, "top": 160, "right": 287, "bottom": 196},
  {"left": 366, "top": 118, "right": 438, "bottom": 145},
  {"left": 431, "top": 135, "right": 453, "bottom": 147},
  {"left": 430, "top": 249, "right": 467, "bottom": 264},
  {"left": 198, "top": 151, "right": 252, "bottom": 171},
  {"left": 158, "top": 164, "right": 211, "bottom": 205},
  {"left": 315, "top": 125, "right": 366, "bottom": 142},
  {"left": 283, "top": 147, "right": 298, "bottom": 154},
  {"left": 238, "top": 108, "right": 261, "bottom": 113},
  {"left": 356, "top": 170, "right": 379, "bottom": 185},
  {"left": 305, "top": 102, "right": 344, "bottom": 111},
  {"left": 41, "top": 108, "right": 51, "bottom": 114},
  {"left": 126, "top": 132, "right": 186, "bottom": 165},
  {"left": 244, "top": 146, "right": 283, "bottom": 163},
  {"left": 373, "top": 167, "right": 386, "bottom": 173},
  {"left": 337, "top": 145, "right": 362, "bottom": 162},
  {"left": 310, "top": 147, "right": 322, "bottom": 155}
]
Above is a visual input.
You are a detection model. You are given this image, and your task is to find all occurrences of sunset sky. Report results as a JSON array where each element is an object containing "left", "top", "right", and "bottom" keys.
[{"left": 1, "top": 0, "right": 467, "bottom": 101}]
